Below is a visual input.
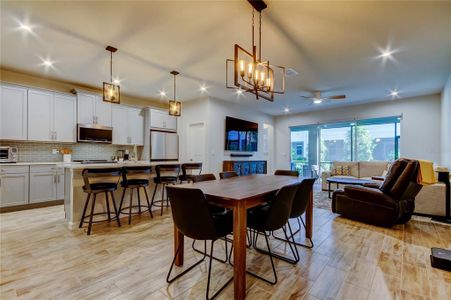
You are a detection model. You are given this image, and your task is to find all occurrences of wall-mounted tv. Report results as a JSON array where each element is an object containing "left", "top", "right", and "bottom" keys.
[{"left": 225, "top": 116, "right": 258, "bottom": 152}]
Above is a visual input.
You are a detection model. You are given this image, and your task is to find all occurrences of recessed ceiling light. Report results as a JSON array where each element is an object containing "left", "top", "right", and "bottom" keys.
[
  {"left": 200, "top": 85, "right": 207, "bottom": 93},
  {"left": 159, "top": 90, "right": 167, "bottom": 97},
  {"left": 41, "top": 59, "right": 53, "bottom": 67},
  {"left": 112, "top": 78, "right": 121, "bottom": 85},
  {"left": 236, "top": 89, "right": 243, "bottom": 95},
  {"left": 313, "top": 99, "right": 322, "bottom": 104},
  {"left": 284, "top": 107, "right": 290, "bottom": 113},
  {"left": 390, "top": 89, "right": 400, "bottom": 99},
  {"left": 380, "top": 50, "right": 393, "bottom": 58},
  {"left": 20, "top": 23, "right": 32, "bottom": 32}
]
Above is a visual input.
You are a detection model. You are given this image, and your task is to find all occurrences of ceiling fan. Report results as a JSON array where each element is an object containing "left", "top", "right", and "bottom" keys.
[{"left": 300, "top": 91, "right": 346, "bottom": 104}]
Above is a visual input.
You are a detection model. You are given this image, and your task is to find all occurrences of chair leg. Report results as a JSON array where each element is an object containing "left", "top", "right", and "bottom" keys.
[
  {"left": 105, "top": 192, "right": 111, "bottom": 222},
  {"left": 150, "top": 183, "right": 158, "bottom": 209},
  {"left": 192, "top": 238, "right": 229, "bottom": 263},
  {"left": 229, "top": 231, "right": 278, "bottom": 285},
  {"left": 293, "top": 217, "right": 314, "bottom": 249},
  {"left": 128, "top": 188, "right": 134, "bottom": 225},
  {"left": 160, "top": 184, "right": 165, "bottom": 216},
  {"left": 118, "top": 188, "right": 126, "bottom": 218},
  {"left": 79, "top": 193, "right": 91, "bottom": 228},
  {"left": 137, "top": 187, "right": 142, "bottom": 214},
  {"left": 87, "top": 193, "right": 97, "bottom": 235},
  {"left": 143, "top": 186, "right": 153, "bottom": 218},
  {"left": 166, "top": 239, "right": 207, "bottom": 283},
  {"left": 246, "top": 231, "right": 278, "bottom": 285},
  {"left": 110, "top": 191, "right": 121, "bottom": 227},
  {"left": 253, "top": 228, "right": 299, "bottom": 264},
  {"left": 206, "top": 240, "right": 234, "bottom": 300}
]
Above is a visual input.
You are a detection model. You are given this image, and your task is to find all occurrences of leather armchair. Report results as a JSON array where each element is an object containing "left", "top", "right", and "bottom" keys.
[{"left": 332, "top": 158, "right": 423, "bottom": 227}]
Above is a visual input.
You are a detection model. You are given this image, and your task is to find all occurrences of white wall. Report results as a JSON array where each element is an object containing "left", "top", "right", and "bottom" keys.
[
  {"left": 441, "top": 75, "right": 451, "bottom": 169},
  {"left": 274, "top": 94, "right": 442, "bottom": 170},
  {"left": 178, "top": 97, "right": 275, "bottom": 174}
]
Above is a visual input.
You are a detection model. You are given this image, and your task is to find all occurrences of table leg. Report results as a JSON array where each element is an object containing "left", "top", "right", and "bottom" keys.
[
  {"left": 328, "top": 182, "right": 331, "bottom": 199},
  {"left": 233, "top": 202, "right": 247, "bottom": 300},
  {"left": 305, "top": 188, "right": 313, "bottom": 239},
  {"left": 174, "top": 225, "right": 184, "bottom": 266}
]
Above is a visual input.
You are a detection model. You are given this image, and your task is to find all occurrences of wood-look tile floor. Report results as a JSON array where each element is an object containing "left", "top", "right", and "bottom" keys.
[{"left": 1, "top": 205, "right": 450, "bottom": 300}]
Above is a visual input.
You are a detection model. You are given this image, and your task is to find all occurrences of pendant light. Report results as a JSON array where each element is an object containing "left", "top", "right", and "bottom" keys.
[
  {"left": 168, "top": 70, "right": 181, "bottom": 117},
  {"left": 225, "top": 0, "right": 285, "bottom": 102},
  {"left": 103, "top": 45, "right": 120, "bottom": 103}
]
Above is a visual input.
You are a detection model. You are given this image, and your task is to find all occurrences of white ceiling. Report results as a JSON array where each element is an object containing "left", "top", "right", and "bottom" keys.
[{"left": 1, "top": 1, "right": 450, "bottom": 116}]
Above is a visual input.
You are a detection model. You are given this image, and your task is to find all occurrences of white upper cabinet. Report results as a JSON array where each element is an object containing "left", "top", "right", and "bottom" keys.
[
  {"left": 150, "top": 108, "right": 177, "bottom": 131},
  {"left": 28, "top": 89, "right": 53, "bottom": 141},
  {"left": 77, "top": 93, "right": 112, "bottom": 127},
  {"left": 95, "top": 96, "right": 112, "bottom": 127},
  {"left": 53, "top": 94, "right": 76, "bottom": 142},
  {"left": 112, "top": 105, "right": 128, "bottom": 145},
  {"left": 0, "top": 84, "right": 28, "bottom": 140},
  {"left": 77, "top": 93, "right": 96, "bottom": 124},
  {"left": 128, "top": 107, "right": 144, "bottom": 145},
  {"left": 112, "top": 105, "right": 144, "bottom": 146},
  {"left": 28, "top": 89, "right": 76, "bottom": 143}
]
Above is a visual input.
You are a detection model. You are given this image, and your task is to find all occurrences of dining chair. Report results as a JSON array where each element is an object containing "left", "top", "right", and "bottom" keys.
[
  {"left": 219, "top": 171, "right": 238, "bottom": 179},
  {"left": 230, "top": 182, "right": 301, "bottom": 285},
  {"left": 179, "top": 162, "right": 202, "bottom": 183},
  {"left": 118, "top": 166, "right": 153, "bottom": 225},
  {"left": 79, "top": 168, "right": 122, "bottom": 235},
  {"left": 166, "top": 186, "right": 233, "bottom": 300},
  {"left": 272, "top": 178, "right": 316, "bottom": 251},
  {"left": 274, "top": 169, "right": 299, "bottom": 177}
]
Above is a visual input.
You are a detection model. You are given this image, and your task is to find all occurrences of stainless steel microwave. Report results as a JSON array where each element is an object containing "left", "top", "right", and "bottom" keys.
[
  {"left": 0, "top": 146, "right": 18, "bottom": 163},
  {"left": 77, "top": 124, "right": 113, "bottom": 143}
]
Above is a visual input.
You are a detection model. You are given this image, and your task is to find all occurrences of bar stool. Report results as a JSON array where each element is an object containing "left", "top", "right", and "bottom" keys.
[
  {"left": 118, "top": 166, "right": 153, "bottom": 225},
  {"left": 79, "top": 168, "right": 122, "bottom": 235},
  {"left": 151, "top": 164, "right": 180, "bottom": 216},
  {"left": 179, "top": 162, "right": 202, "bottom": 183}
]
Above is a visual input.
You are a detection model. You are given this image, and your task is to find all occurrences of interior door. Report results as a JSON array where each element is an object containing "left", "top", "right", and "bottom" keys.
[
  {"left": 188, "top": 122, "right": 206, "bottom": 165},
  {"left": 54, "top": 94, "right": 76, "bottom": 142},
  {"left": 27, "top": 89, "right": 53, "bottom": 141}
]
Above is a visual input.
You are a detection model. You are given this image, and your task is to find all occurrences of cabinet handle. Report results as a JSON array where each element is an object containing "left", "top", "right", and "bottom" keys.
[{"left": 0, "top": 178, "right": 2, "bottom": 188}]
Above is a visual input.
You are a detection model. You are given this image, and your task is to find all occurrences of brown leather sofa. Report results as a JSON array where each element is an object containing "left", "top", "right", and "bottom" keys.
[{"left": 332, "top": 158, "right": 423, "bottom": 227}]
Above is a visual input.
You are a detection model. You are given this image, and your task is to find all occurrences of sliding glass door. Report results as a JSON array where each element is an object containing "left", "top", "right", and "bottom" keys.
[
  {"left": 290, "top": 116, "right": 401, "bottom": 176},
  {"left": 319, "top": 124, "right": 352, "bottom": 173}
]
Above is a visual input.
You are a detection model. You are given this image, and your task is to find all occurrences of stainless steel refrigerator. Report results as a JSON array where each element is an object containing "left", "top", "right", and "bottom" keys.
[{"left": 150, "top": 130, "right": 179, "bottom": 161}]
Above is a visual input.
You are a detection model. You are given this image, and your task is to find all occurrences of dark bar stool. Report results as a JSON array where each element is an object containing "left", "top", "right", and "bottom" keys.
[
  {"left": 179, "top": 162, "right": 202, "bottom": 183},
  {"left": 79, "top": 168, "right": 122, "bottom": 235},
  {"left": 151, "top": 164, "right": 180, "bottom": 216},
  {"left": 118, "top": 166, "right": 153, "bottom": 225}
]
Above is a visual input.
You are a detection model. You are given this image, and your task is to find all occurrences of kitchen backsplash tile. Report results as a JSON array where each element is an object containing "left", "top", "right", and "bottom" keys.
[{"left": 0, "top": 141, "right": 142, "bottom": 162}]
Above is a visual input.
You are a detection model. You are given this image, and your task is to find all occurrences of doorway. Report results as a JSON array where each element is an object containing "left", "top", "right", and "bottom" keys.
[{"left": 187, "top": 122, "right": 207, "bottom": 170}]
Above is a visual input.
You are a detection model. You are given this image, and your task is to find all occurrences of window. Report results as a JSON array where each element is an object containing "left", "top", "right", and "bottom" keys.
[{"left": 290, "top": 116, "right": 401, "bottom": 175}]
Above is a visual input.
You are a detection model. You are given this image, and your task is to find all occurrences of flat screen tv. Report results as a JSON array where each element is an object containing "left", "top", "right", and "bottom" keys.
[{"left": 225, "top": 116, "right": 258, "bottom": 152}]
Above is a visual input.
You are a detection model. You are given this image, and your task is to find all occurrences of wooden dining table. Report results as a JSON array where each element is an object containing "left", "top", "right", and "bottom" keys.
[{"left": 172, "top": 174, "right": 313, "bottom": 300}]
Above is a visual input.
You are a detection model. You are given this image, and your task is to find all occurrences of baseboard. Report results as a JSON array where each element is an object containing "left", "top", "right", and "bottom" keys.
[{"left": 0, "top": 200, "right": 64, "bottom": 213}]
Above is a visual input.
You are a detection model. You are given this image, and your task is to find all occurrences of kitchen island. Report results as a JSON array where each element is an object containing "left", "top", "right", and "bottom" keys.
[{"left": 63, "top": 161, "right": 170, "bottom": 229}]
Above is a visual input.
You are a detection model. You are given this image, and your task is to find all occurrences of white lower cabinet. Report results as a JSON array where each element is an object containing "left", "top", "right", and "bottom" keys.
[
  {"left": 0, "top": 166, "right": 29, "bottom": 207},
  {"left": 29, "top": 165, "right": 64, "bottom": 203}
]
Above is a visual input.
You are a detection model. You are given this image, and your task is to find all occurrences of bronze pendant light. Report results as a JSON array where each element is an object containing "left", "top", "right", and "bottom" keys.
[
  {"left": 103, "top": 45, "right": 120, "bottom": 104},
  {"left": 168, "top": 70, "right": 181, "bottom": 116},
  {"left": 226, "top": 0, "right": 285, "bottom": 101}
]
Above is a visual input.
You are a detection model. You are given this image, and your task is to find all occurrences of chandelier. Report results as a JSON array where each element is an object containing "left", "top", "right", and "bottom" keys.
[
  {"left": 168, "top": 70, "right": 181, "bottom": 117},
  {"left": 226, "top": 0, "right": 285, "bottom": 101},
  {"left": 103, "top": 45, "right": 120, "bottom": 104}
]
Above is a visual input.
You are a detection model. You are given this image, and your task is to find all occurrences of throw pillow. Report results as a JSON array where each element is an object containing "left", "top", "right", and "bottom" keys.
[
  {"left": 331, "top": 166, "right": 343, "bottom": 176},
  {"left": 342, "top": 165, "right": 351, "bottom": 176}
]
